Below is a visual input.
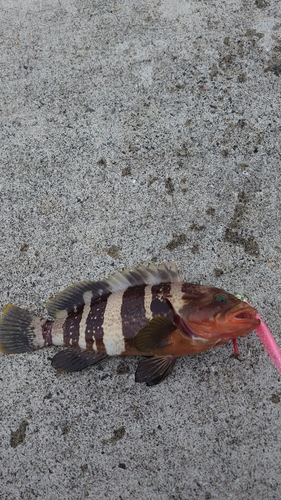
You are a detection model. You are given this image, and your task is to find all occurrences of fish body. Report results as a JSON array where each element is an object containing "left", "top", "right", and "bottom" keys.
[{"left": 0, "top": 263, "right": 260, "bottom": 385}]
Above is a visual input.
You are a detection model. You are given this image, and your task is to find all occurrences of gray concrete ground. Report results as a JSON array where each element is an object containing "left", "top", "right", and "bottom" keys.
[{"left": 1, "top": 0, "right": 281, "bottom": 498}]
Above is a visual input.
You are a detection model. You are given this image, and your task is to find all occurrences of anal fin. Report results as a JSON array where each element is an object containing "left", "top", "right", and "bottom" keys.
[
  {"left": 51, "top": 349, "right": 109, "bottom": 372},
  {"left": 135, "top": 355, "right": 176, "bottom": 386}
]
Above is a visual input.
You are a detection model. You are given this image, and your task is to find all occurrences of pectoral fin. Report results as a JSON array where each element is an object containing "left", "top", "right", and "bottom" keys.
[
  {"left": 133, "top": 317, "right": 176, "bottom": 353},
  {"left": 51, "top": 349, "right": 109, "bottom": 372},
  {"left": 135, "top": 355, "right": 176, "bottom": 386}
]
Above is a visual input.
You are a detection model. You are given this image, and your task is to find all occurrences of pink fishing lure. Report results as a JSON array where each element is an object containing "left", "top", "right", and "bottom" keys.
[{"left": 254, "top": 313, "right": 281, "bottom": 373}]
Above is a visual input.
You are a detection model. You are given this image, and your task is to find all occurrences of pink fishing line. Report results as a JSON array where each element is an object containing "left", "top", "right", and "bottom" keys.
[{"left": 254, "top": 313, "right": 281, "bottom": 374}]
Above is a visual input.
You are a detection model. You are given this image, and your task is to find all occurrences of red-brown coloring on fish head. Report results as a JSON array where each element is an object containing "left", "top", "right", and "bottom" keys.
[{"left": 178, "top": 285, "right": 260, "bottom": 343}]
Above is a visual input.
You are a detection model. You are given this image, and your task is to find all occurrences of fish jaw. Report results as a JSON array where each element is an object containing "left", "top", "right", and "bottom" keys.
[
  {"left": 213, "top": 306, "right": 260, "bottom": 342},
  {"left": 219, "top": 303, "right": 260, "bottom": 331}
]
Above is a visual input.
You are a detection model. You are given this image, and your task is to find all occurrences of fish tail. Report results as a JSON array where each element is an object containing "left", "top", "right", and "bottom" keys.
[{"left": 0, "top": 304, "right": 48, "bottom": 353}]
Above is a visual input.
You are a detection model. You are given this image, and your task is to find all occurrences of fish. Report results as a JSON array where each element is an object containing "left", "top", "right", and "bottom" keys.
[{"left": 0, "top": 262, "right": 270, "bottom": 386}]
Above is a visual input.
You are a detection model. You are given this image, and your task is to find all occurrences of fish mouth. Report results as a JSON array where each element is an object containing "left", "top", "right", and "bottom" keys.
[
  {"left": 231, "top": 307, "right": 260, "bottom": 326},
  {"left": 216, "top": 303, "right": 260, "bottom": 327}
]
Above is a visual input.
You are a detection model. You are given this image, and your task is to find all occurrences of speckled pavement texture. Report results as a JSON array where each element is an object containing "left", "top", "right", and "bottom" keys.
[{"left": 1, "top": 1, "right": 281, "bottom": 499}]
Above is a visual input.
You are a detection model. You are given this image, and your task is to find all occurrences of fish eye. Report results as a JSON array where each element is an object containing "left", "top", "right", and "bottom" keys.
[{"left": 214, "top": 293, "right": 228, "bottom": 303}]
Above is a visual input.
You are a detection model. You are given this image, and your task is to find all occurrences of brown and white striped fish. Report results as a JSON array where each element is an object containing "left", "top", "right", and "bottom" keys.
[{"left": 0, "top": 263, "right": 259, "bottom": 385}]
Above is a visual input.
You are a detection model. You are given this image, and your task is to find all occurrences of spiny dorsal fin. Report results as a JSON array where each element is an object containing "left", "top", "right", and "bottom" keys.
[
  {"left": 102, "top": 262, "right": 181, "bottom": 290},
  {"left": 46, "top": 262, "right": 181, "bottom": 319}
]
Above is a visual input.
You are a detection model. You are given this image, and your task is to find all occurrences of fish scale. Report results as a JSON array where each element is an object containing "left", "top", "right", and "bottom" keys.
[
  {"left": 37, "top": 283, "right": 175, "bottom": 355},
  {"left": 0, "top": 263, "right": 264, "bottom": 385}
]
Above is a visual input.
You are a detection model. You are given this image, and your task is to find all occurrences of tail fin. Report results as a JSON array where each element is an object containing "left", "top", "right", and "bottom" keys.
[{"left": 0, "top": 304, "right": 44, "bottom": 353}]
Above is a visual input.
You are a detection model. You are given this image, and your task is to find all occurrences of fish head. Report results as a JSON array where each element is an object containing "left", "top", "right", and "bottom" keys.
[{"left": 179, "top": 285, "right": 260, "bottom": 342}]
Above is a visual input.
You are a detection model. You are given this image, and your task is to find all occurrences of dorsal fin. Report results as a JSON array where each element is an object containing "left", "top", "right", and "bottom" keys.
[
  {"left": 46, "top": 263, "right": 182, "bottom": 319},
  {"left": 46, "top": 281, "right": 110, "bottom": 319},
  {"left": 105, "top": 262, "right": 181, "bottom": 289}
]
